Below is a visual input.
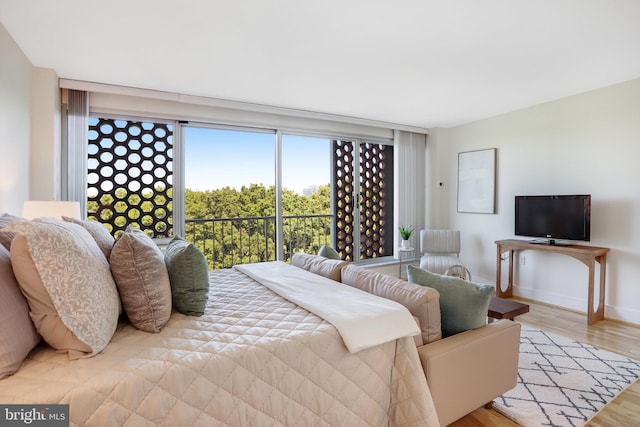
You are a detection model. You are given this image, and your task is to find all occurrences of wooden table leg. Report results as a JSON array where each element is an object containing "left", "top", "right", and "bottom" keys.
[
  {"left": 588, "top": 255, "right": 607, "bottom": 325},
  {"left": 587, "top": 258, "right": 596, "bottom": 325},
  {"left": 505, "top": 250, "right": 514, "bottom": 298},
  {"left": 496, "top": 245, "right": 503, "bottom": 296},
  {"left": 598, "top": 255, "right": 607, "bottom": 319},
  {"left": 496, "top": 244, "right": 513, "bottom": 298}
]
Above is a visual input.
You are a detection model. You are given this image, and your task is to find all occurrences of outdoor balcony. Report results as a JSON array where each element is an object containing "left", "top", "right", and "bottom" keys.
[{"left": 185, "top": 214, "right": 333, "bottom": 269}]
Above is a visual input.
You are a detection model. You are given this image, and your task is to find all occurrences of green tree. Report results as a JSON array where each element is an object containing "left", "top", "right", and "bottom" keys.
[{"left": 184, "top": 183, "right": 331, "bottom": 268}]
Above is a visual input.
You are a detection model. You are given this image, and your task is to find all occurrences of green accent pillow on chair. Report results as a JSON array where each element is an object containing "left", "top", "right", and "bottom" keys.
[
  {"left": 318, "top": 244, "right": 341, "bottom": 260},
  {"left": 407, "top": 264, "right": 494, "bottom": 337},
  {"left": 164, "top": 235, "right": 210, "bottom": 316}
]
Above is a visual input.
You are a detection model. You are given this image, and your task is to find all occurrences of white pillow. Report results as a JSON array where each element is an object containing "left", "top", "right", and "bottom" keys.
[
  {"left": 290, "top": 253, "right": 348, "bottom": 282},
  {"left": 62, "top": 216, "right": 115, "bottom": 260}
]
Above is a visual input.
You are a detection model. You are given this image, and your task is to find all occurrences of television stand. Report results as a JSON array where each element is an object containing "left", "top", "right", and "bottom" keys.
[{"left": 495, "top": 239, "right": 609, "bottom": 325}]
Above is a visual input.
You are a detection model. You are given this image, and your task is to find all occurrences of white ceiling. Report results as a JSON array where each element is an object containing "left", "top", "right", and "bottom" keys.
[{"left": 2, "top": 0, "right": 640, "bottom": 129}]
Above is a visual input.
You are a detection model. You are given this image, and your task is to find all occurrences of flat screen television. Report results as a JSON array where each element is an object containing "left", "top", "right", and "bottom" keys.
[{"left": 515, "top": 195, "right": 591, "bottom": 244}]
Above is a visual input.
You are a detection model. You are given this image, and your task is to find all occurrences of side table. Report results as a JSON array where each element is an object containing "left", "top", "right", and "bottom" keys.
[
  {"left": 488, "top": 296, "right": 529, "bottom": 321},
  {"left": 398, "top": 247, "right": 415, "bottom": 279}
]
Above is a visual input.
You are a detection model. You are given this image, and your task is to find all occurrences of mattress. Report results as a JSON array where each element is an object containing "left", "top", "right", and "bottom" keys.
[{"left": 1, "top": 268, "right": 439, "bottom": 427}]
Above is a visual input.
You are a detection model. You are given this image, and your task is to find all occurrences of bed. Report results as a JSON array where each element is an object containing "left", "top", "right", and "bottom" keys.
[{"left": 1, "top": 247, "right": 439, "bottom": 427}]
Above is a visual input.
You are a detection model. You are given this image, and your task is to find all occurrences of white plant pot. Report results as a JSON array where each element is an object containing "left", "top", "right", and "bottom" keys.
[{"left": 401, "top": 239, "right": 410, "bottom": 249}]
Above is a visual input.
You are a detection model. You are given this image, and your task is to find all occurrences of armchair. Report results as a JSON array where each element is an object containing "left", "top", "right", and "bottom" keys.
[{"left": 419, "top": 229, "right": 467, "bottom": 275}]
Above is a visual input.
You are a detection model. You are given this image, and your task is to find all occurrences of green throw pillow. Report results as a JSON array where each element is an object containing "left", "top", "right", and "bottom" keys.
[
  {"left": 407, "top": 264, "right": 494, "bottom": 337},
  {"left": 164, "top": 235, "right": 210, "bottom": 316},
  {"left": 318, "top": 244, "right": 341, "bottom": 260}
]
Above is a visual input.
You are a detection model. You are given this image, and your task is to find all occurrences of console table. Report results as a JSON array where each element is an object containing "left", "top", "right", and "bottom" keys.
[{"left": 495, "top": 239, "right": 609, "bottom": 325}]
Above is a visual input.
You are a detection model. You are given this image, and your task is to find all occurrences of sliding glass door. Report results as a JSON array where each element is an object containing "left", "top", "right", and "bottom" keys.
[
  {"left": 182, "top": 126, "right": 336, "bottom": 268},
  {"left": 181, "top": 125, "right": 393, "bottom": 267}
]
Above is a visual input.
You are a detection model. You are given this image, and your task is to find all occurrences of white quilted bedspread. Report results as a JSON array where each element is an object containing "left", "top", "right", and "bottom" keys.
[{"left": 1, "top": 268, "right": 439, "bottom": 427}]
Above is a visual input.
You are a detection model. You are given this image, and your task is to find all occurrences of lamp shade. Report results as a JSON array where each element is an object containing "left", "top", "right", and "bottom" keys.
[{"left": 22, "top": 201, "right": 81, "bottom": 220}]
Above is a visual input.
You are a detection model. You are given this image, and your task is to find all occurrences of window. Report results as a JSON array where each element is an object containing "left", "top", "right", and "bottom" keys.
[
  {"left": 183, "top": 126, "right": 276, "bottom": 268},
  {"left": 87, "top": 117, "right": 173, "bottom": 238},
  {"left": 281, "top": 134, "right": 333, "bottom": 258},
  {"left": 181, "top": 127, "right": 334, "bottom": 269},
  {"left": 84, "top": 117, "right": 394, "bottom": 268}
]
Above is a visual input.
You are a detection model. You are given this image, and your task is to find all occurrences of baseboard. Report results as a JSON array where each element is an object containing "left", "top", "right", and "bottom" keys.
[
  {"left": 602, "top": 306, "right": 640, "bottom": 326},
  {"left": 514, "top": 285, "right": 640, "bottom": 326}
]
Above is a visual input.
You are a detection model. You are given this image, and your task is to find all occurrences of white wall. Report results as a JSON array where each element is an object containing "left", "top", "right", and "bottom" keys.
[
  {"left": 0, "top": 23, "right": 31, "bottom": 214},
  {"left": 429, "top": 78, "right": 640, "bottom": 324},
  {"left": 0, "top": 23, "right": 60, "bottom": 209},
  {"left": 30, "top": 67, "right": 61, "bottom": 200}
]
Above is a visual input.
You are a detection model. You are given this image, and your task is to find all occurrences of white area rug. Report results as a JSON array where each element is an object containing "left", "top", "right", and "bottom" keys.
[{"left": 494, "top": 328, "right": 640, "bottom": 427}]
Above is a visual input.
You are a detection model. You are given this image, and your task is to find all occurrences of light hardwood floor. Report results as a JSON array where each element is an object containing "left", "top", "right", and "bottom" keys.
[
  {"left": 367, "top": 263, "right": 640, "bottom": 426},
  {"left": 451, "top": 299, "right": 640, "bottom": 427}
]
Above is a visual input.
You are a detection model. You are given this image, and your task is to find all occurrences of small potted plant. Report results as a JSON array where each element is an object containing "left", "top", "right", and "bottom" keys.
[{"left": 398, "top": 225, "right": 414, "bottom": 249}]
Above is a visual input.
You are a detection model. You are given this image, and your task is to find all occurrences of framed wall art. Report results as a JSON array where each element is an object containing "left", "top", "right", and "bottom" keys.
[{"left": 457, "top": 148, "right": 496, "bottom": 214}]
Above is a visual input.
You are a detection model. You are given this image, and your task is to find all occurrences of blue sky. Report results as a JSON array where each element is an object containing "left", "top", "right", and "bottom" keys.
[{"left": 184, "top": 127, "right": 330, "bottom": 194}]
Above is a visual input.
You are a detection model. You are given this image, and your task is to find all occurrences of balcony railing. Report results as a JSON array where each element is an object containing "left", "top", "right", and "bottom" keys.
[{"left": 185, "top": 214, "right": 333, "bottom": 269}]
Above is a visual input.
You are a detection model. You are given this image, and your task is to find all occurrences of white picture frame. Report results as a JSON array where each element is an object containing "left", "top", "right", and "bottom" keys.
[{"left": 457, "top": 148, "right": 496, "bottom": 214}]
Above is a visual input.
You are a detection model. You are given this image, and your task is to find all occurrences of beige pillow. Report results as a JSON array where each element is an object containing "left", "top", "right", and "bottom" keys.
[
  {"left": 0, "top": 244, "right": 41, "bottom": 379},
  {"left": 341, "top": 264, "right": 442, "bottom": 344},
  {"left": 6, "top": 218, "right": 120, "bottom": 359},
  {"left": 0, "top": 213, "right": 27, "bottom": 251},
  {"left": 110, "top": 227, "right": 172, "bottom": 333},
  {"left": 290, "top": 253, "right": 349, "bottom": 282},
  {"left": 62, "top": 216, "right": 114, "bottom": 260}
]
